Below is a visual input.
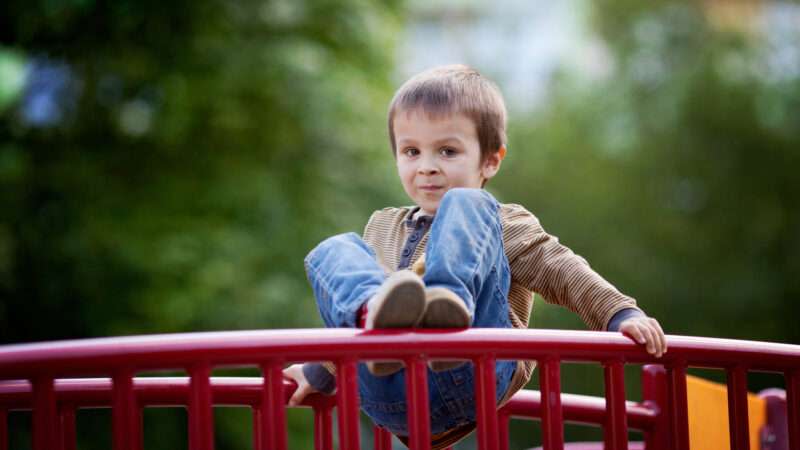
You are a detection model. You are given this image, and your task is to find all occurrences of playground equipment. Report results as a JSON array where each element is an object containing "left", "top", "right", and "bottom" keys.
[{"left": 0, "top": 328, "right": 798, "bottom": 449}]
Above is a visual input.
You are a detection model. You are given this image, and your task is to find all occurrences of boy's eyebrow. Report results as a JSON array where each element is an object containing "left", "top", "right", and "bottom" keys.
[
  {"left": 433, "top": 136, "right": 464, "bottom": 146},
  {"left": 396, "top": 136, "right": 465, "bottom": 146},
  {"left": 396, "top": 137, "right": 419, "bottom": 146}
]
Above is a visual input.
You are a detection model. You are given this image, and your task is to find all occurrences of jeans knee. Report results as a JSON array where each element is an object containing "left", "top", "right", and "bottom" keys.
[
  {"left": 323, "top": 232, "right": 362, "bottom": 248},
  {"left": 305, "top": 232, "right": 362, "bottom": 267},
  {"left": 440, "top": 188, "right": 497, "bottom": 214},
  {"left": 305, "top": 232, "right": 373, "bottom": 268}
]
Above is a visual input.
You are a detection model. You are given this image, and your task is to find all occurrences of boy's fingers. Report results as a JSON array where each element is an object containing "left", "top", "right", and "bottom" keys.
[
  {"left": 628, "top": 322, "right": 658, "bottom": 356},
  {"left": 624, "top": 325, "right": 646, "bottom": 345},
  {"left": 640, "top": 325, "right": 656, "bottom": 355},
  {"left": 643, "top": 318, "right": 665, "bottom": 357},
  {"left": 650, "top": 326, "right": 664, "bottom": 357},
  {"left": 650, "top": 318, "right": 667, "bottom": 354},
  {"left": 634, "top": 325, "right": 648, "bottom": 345},
  {"left": 288, "top": 384, "right": 308, "bottom": 407}
]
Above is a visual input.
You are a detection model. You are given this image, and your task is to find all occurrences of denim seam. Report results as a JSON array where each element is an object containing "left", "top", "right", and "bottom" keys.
[
  {"left": 466, "top": 202, "right": 503, "bottom": 310},
  {"left": 306, "top": 257, "right": 363, "bottom": 328}
]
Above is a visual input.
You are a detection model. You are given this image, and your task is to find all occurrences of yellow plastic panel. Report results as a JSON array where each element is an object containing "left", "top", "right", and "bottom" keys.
[{"left": 686, "top": 374, "right": 766, "bottom": 450}]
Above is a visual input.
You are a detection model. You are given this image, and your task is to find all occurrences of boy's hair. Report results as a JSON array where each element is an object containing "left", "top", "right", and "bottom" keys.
[{"left": 388, "top": 64, "right": 507, "bottom": 162}]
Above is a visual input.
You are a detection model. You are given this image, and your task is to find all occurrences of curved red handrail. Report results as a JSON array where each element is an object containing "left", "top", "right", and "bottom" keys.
[
  {"left": 1, "top": 329, "right": 799, "bottom": 377},
  {"left": 0, "top": 329, "right": 798, "bottom": 450}
]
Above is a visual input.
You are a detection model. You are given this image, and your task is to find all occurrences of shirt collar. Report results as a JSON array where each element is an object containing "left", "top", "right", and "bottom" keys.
[{"left": 405, "top": 206, "right": 435, "bottom": 229}]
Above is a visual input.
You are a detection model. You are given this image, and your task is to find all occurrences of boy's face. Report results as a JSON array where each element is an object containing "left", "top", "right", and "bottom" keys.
[{"left": 394, "top": 108, "right": 504, "bottom": 216}]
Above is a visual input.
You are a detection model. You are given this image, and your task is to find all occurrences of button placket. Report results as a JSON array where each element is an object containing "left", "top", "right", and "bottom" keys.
[{"left": 399, "top": 213, "right": 433, "bottom": 270}]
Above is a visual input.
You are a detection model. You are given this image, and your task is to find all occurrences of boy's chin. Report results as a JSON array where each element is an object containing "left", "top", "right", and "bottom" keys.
[{"left": 417, "top": 203, "right": 439, "bottom": 216}]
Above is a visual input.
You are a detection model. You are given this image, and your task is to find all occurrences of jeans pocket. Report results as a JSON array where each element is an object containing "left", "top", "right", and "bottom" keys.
[
  {"left": 448, "top": 362, "right": 473, "bottom": 386},
  {"left": 360, "top": 397, "right": 409, "bottom": 433},
  {"left": 491, "top": 278, "right": 513, "bottom": 329}
]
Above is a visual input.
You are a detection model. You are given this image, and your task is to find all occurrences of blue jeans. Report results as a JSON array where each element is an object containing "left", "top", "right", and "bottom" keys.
[{"left": 304, "top": 188, "right": 516, "bottom": 436}]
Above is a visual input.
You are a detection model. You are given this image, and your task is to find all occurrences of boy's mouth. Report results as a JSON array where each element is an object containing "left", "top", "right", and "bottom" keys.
[{"left": 419, "top": 185, "right": 443, "bottom": 192}]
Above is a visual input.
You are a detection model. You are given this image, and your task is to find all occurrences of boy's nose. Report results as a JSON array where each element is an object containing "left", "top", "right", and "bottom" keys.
[{"left": 417, "top": 161, "right": 440, "bottom": 175}]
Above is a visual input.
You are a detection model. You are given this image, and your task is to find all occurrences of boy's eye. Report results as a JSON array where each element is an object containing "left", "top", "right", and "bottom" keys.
[
  {"left": 440, "top": 147, "right": 458, "bottom": 157},
  {"left": 403, "top": 147, "right": 420, "bottom": 156}
]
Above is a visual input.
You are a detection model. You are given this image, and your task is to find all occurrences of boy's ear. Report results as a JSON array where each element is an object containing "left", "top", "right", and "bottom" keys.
[{"left": 482, "top": 146, "right": 506, "bottom": 179}]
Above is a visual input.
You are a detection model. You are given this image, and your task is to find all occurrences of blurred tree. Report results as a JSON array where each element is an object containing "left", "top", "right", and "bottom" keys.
[
  {"left": 0, "top": 0, "right": 405, "bottom": 342},
  {"left": 500, "top": 0, "right": 799, "bottom": 344},
  {"left": 493, "top": 1, "right": 799, "bottom": 445},
  {"left": 1, "top": 0, "right": 405, "bottom": 448}
]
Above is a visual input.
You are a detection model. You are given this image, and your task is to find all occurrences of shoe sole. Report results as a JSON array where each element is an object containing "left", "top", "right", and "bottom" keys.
[
  {"left": 367, "top": 272, "right": 426, "bottom": 376},
  {"left": 421, "top": 289, "right": 470, "bottom": 372},
  {"left": 372, "top": 280, "right": 426, "bottom": 329}
]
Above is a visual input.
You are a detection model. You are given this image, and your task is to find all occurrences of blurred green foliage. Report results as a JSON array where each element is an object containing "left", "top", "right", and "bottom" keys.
[
  {"left": 2, "top": 0, "right": 799, "bottom": 448},
  {"left": 0, "top": 0, "right": 405, "bottom": 344},
  {"left": 502, "top": 1, "right": 800, "bottom": 346},
  {"left": 497, "top": 2, "right": 800, "bottom": 445},
  {"left": 1, "top": 0, "right": 404, "bottom": 448}
]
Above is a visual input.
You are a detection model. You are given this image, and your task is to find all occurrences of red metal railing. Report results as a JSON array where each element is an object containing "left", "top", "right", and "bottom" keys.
[
  {"left": 0, "top": 372, "right": 662, "bottom": 450},
  {"left": 0, "top": 328, "right": 799, "bottom": 450}
]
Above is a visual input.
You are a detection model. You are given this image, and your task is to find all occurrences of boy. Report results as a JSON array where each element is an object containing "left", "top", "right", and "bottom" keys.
[{"left": 283, "top": 64, "right": 666, "bottom": 448}]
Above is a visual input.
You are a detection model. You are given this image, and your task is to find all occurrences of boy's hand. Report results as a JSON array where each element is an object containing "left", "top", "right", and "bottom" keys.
[
  {"left": 282, "top": 364, "right": 319, "bottom": 406},
  {"left": 619, "top": 316, "right": 667, "bottom": 358}
]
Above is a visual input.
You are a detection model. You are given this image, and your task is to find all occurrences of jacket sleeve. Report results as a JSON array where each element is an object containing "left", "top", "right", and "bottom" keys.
[
  {"left": 302, "top": 363, "right": 337, "bottom": 395},
  {"left": 503, "top": 206, "right": 643, "bottom": 331}
]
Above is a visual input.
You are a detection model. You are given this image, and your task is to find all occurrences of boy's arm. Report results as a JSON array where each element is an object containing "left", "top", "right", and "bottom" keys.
[
  {"left": 508, "top": 217, "right": 640, "bottom": 330},
  {"left": 282, "top": 363, "right": 334, "bottom": 406},
  {"left": 303, "top": 363, "right": 336, "bottom": 394},
  {"left": 505, "top": 206, "right": 666, "bottom": 356}
]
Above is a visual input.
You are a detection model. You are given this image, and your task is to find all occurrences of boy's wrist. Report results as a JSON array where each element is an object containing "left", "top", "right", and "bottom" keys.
[
  {"left": 606, "top": 308, "right": 645, "bottom": 332},
  {"left": 302, "top": 362, "right": 336, "bottom": 395}
]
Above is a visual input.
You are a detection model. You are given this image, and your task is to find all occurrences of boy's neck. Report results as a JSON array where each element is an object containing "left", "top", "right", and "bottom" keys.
[{"left": 412, "top": 207, "right": 434, "bottom": 221}]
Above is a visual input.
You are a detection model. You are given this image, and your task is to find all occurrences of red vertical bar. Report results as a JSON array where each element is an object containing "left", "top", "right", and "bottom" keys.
[
  {"left": 189, "top": 364, "right": 214, "bottom": 450},
  {"left": 726, "top": 366, "right": 750, "bottom": 450},
  {"left": 498, "top": 412, "right": 511, "bottom": 450},
  {"left": 374, "top": 426, "right": 392, "bottom": 450},
  {"left": 641, "top": 365, "right": 669, "bottom": 450},
  {"left": 405, "top": 357, "right": 430, "bottom": 450},
  {"left": 261, "top": 361, "right": 287, "bottom": 450},
  {"left": 60, "top": 406, "right": 77, "bottom": 450},
  {"left": 32, "top": 377, "right": 58, "bottom": 450},
  {"left": 604, "top": 360, "right": 628, "bottom": 450},
  {"left": 113, "top": 371, "right": 142, "bottom": 450},
  {"left": 260, "top": 362, "right": 287, "bottom": 450},
  {"left": 0, "top": 408, "right": 8, "bottom": 450},
  {"left": 666, "top": 364, "right": 690, "bottom": 450},
  {"left": 539, "top": 358, "right": 564, "bottom": 450},
  {"left": 252, "top": 407, "right": 262, "bottom": 450},
  {"left": 786, "top": 369, "right": 800, "bottom": 450},
  {"left": 475, "top": 357, "right": 499, "bottom": 450},
  {"left": 336, "top": 359, "right": 360, "bottom": 450},
  {"left": 314, "top": 406, "right": 333, "bottom": 450}
]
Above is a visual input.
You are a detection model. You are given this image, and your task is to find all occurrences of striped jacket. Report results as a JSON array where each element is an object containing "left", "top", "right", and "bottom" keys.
[{"left": 361, "top": 202, "right": 641, "bottom": 404}]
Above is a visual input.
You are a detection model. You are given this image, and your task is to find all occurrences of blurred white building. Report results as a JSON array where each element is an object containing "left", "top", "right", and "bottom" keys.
[
  {"left": 395, "top": 0, "right": 592, "bottom": 112},
  {"left": 396, "top": 0, "right": 800, "bottom": 112}
]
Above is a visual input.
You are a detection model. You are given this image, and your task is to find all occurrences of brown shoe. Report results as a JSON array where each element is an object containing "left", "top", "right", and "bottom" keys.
[
  {"left": 420, "top": 287, "right": 471, "bottom": 372},
  {"left": 365, "top": 270, "right": 426, "bottom": 376}
]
